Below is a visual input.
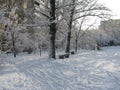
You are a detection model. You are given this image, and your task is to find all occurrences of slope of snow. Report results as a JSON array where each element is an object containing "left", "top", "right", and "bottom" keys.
[{"left": 0, "top": 46, "right": 120, "bottom": 90}]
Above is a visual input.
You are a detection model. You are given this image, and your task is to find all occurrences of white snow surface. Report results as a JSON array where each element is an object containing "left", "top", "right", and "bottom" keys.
[{"left": 0, "top": 46, "right": 120, "bottom": 90}]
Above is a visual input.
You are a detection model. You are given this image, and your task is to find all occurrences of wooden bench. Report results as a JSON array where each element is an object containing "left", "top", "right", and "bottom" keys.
[
  {"left": 64, "top": 53, "right": 69, "bottom": 58},
  {"left": 59, "top": 53, "right": 69, "bottom": 59},
  {"left": 71, "top": 51, "right": 75, "bottom": 55},
  {"left": 59, "top": 55, "right": 65, "bottom": 59}
]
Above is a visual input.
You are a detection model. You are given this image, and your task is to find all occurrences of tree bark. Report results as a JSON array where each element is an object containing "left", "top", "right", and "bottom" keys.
[
  {"left": 49, "top": 0, "right": 57, "bottom": 59},
  {"left": 75, "top": 39, "right": 78, "bottom": 53},
  {"left": 49, "top": 31, "right": 56, "bottom": 59},
  {"left": 65, "top": 0, "right": 75, "bottom": 53},
  {"left": 65, "top": 31, "right": 71, "bottom": 53},
  {"left": 11, "top": 33, "right": 16, "bottom": 57},
  {"left": 39, "top": 44, "right": 42, "bottom": 56},
  {"left": 10, "top": 27, "right": 16, "bottom": 58}
]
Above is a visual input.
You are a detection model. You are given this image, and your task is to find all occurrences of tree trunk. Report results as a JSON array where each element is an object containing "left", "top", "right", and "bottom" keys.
[
  {"left": 49, "top": 0, "right": 56, "bottom": 59},
  {"left": 65, "top": 31, "right": 71, "bottom": 53},
  {"left": 11, "top": 31, "right": 16, "bottom": 58},
  {"left": 12, "top": 38, "right": 16, "bottom": 58},
  {"left": 39, "top": 44, "right": 42, "bottom": 56},
  {"left": 75, "top": 39, "right": 78, "bottom": 53},
  {"left": 49, "top": 32, "right": 56, "bottom": 59},
  {"left": 65, "top": 0, "right": 75, "bottom": 53}
]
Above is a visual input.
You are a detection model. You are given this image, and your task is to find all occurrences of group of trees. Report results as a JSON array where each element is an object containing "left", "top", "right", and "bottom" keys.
[
  {"left": 0, "top": 0, "right": 111, "bottom": 59},
  {"left": 98, "top": 19, "right": 120, "bottom": 46}
]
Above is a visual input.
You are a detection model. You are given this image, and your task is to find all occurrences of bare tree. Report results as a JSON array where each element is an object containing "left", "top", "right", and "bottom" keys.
[
  {"left": 65, "top": 0, "right": 76, "bottom": 53},
  {"left": 49, "top": 0, "right": 57, "bottom": 59},
  {"left": 34, "top": 0, "right": 57, "bottom": 59},
  {"left": 64, "top": 0, "right": 110, "bottom": 53},
  {"left": 74, "top": 17, "right": 98, "bottom": 52}
]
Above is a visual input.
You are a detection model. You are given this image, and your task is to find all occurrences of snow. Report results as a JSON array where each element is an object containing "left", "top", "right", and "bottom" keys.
[{"left": 0, "top": 46, "right": 120, "bottom": 90}]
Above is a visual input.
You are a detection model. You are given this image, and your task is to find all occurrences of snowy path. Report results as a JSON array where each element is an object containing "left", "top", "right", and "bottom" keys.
[{"left": 0, "top": 46, "right": 120, "bottom": 90}]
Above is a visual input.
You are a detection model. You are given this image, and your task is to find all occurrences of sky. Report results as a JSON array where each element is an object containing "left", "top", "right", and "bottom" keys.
[
  {"left": 77, "top": 0, "right": 120, "bottom": 29},
  {"left": 99, "top": 0, "right": 120, "bottom": 19}
]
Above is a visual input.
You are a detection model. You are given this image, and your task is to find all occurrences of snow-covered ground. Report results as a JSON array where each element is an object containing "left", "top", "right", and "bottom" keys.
[{"left": 0, "top": 46, "right": 120, "bottom": 90}]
